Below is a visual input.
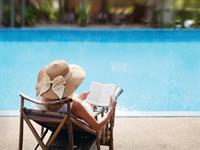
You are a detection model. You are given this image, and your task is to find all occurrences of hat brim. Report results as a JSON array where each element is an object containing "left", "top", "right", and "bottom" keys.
[{"left": 63, "top": 64, "right": 86, "bottom": 98}]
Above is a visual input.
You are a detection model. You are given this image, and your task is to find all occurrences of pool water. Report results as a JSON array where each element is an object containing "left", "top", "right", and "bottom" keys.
[{"left": 1, "top": 29, "right": 200, "bottom": 116}]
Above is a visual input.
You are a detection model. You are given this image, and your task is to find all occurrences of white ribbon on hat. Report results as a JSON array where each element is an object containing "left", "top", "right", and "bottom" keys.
[{"left": 39, "top": 73, "right": 72, "bottom": 99}]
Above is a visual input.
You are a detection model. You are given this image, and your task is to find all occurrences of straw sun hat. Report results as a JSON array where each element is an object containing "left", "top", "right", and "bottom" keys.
[{"left": 35, "top": 60, "right": 86, "bottom": 110}]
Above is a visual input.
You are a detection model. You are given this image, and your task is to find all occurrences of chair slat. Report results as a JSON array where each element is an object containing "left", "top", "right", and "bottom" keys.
[
  {"left": 20, "top": 93, "right": 72, "bottom": 105},
  {"left": 71, "top": 117, "right": 96, "bottom": 135},
  {"left": 46, "top": 116, "right": 67, "bottom": 147},
  {"left": 21, "top": 110, "right": 47, "bottom": 150},
  {"left": 25, "top": 109, "right": 65, "bottom": 118}
]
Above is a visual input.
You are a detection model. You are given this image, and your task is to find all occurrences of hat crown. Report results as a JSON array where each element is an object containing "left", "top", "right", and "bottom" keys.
[{"left": 46, "top": 60, "right": 70, "bottom": 80}]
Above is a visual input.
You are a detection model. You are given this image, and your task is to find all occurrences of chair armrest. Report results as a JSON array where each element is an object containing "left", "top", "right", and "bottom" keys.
[{"left": 20, "top": 93, "right": 73, "bottom": 106}]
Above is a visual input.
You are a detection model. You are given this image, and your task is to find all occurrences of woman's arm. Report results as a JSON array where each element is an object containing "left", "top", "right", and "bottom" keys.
[
  {"left": 71, "top": 98, "right": 116, "bottom": 131},
  {"left": 78, "top": 91, "right": 90, "bottom": 100}
]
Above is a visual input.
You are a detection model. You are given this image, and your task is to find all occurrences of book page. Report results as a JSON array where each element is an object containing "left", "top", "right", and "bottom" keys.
[
  {"left": 85, "top": 81, "right": 103, "bottom": 105},
  {"left": 99, "top": 84, "right": 117, "bottom": 106},
  {"left": 86, "top": 81, "right": 117, "bottom": 106}
]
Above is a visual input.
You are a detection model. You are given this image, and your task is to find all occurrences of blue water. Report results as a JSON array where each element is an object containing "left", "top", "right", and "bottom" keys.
[
  {"left": 1, "top": 28, "right": 200, "bottom": 42},
  {"left": 1, "top": 29, "right": 200, "bottom": 114}
]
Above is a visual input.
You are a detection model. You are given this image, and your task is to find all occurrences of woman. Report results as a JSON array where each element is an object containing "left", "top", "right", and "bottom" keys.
[
  {"left": 35, "top": 60, "right": 116, "bottom": 131},
  {"left": 72, "top": 91, "right": 116, "bottom": 131}
]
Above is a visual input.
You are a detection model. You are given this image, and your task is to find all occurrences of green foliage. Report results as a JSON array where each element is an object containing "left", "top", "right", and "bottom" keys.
[
  {"left": 78, "top": 1, "right": 91, "bottom": 26},
  {"left": 175, "top": 0, "right": 200, "bottom": 28},
  {"left": 23, "top": 5, "right": 38, "bottom": 26},
  {"left": 2, "top": 0, "right": 58, "bottom": 27},
  {"left": 2, "top": 3, "right": 24, "bottom": 27},
  {"left": 37, "top": 0, "right": 58, "bottom": 21},
  {"left": 2, "top": 4, "right": 10, "bottom": 26},
  {"left": 23, "top": 0, "right": 59, "bottom": 26},
  {"left": 108, "top": 6, "right": 134, "bottom": 16}
]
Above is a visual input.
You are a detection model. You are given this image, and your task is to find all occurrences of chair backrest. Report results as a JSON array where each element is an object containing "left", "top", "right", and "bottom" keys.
[{"left": 18, "top": 93, "right": 74, "bottom": 150}]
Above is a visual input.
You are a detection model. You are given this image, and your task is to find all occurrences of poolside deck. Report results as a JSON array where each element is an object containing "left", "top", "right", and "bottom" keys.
[{"left": 0, "top": 117, "right": 200, "bottom": 150}]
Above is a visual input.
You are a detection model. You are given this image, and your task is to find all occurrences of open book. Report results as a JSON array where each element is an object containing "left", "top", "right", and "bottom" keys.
[{"left": 85, "top": 81, "right": 123, "bottom": 106}]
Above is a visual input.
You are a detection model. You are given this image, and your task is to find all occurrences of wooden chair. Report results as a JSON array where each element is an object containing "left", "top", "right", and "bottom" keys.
[{"left": 18, "top": 92, "right": 119, "bottom": 150}]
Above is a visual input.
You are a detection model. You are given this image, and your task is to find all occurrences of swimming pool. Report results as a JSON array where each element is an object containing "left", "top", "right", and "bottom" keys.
[{"left": 1, "top": 28, "right": 200, "bottom": 116}]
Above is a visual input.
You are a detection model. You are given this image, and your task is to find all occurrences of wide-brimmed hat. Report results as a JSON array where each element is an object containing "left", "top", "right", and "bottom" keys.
[{"left": 35, "top": 60, "right": 86, "bottom": 100}]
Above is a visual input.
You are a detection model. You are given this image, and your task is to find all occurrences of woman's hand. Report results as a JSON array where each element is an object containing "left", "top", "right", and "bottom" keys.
[
  {"left": 78, "top": 91, "right": 90, "bottom": 100},
  {"left": 109, "top": 97, "right": 117, "bottom": 111}
]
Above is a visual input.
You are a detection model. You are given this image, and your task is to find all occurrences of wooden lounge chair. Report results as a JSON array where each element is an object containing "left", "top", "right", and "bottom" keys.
[{"left": 18, "top": 89, "right": 121, "bottom": 150}]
